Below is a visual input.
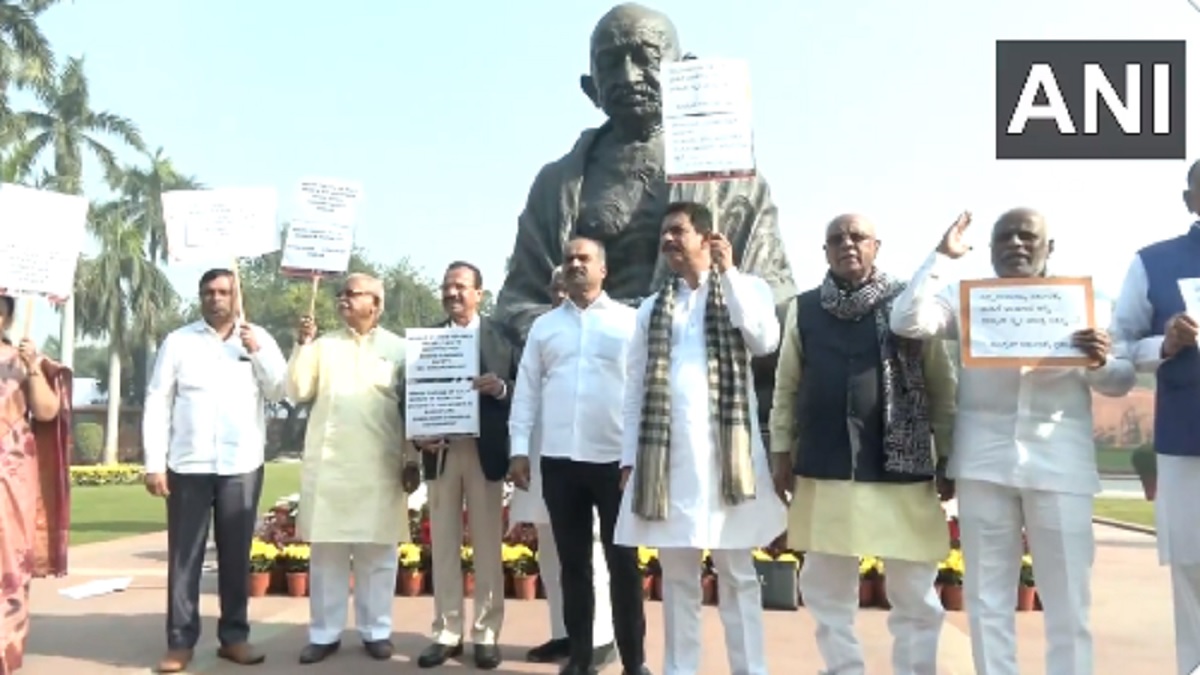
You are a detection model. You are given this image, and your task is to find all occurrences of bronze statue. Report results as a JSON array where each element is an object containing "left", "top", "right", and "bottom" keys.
[{"left": 493, "top": 3, "right": 796, "bottom": 419}]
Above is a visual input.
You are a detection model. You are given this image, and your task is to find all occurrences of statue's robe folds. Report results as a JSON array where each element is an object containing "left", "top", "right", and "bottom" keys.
[{"left": 494, "top": 124, "right": 797, "bottom": 424}]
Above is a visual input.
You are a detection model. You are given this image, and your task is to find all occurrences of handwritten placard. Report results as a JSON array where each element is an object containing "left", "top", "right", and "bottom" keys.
[
  {"left": 162, "top": 188, "right": 280, "bottom": 262},
  {"left": 294, "top": 178, "right": 362, "bottom": 227},
  {"left": 959, "top": 277, "right": 1095, "bottom": 368},
  {"left": 405, "top": 380, "right": 479, "bottom": 438},
  {"left": 662, "top": 58, "right": 756, "bottom": 182},
  {"left": 404, "top": 328, "right": 479, "bottom": 380},
  {"left": 0, "top": 184, "right": 88, "bottom": 299}
]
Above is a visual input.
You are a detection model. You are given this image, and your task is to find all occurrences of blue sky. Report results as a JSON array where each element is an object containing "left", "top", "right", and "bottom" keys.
[{"left": 18, "top": 0, "right": 1200, "bottom": 342}]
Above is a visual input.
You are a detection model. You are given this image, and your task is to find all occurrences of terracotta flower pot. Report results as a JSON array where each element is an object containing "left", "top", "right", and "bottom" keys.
[
  {"left": 941, "top": 584, "right": 964, "bottom": 611},
  {"left": 513, "top": 574, "right": 539, "bottom": 600},
  {"left": 286, "top": 572, "right": 309, "bottom": 597},
  {"left": 1016, "top": 584, "right": 1036, "bottom": 611},
  {"left": 701, "top": 575, "right": 718, "bottom": 605},
  {"left": 874, "top": 576, "right": 890, "bottom": 610},
  {"left": 463, "top": 571, "right": 475, "bottom": 596},
  {"left": 858, "top": 578, "right": 876, "bottom": 607},
  {"left": 249, "top": 572, "right": 271, "bottom": 597},
  {"left": 397, "top": 569, "right": 424, "bottom": 597},
  {"left": 1140, "top": 474, "right": 1157, "bottom": 501},
  {"left": 641, "top": 575, "right": 654, "bottom": 599},
  {"left": 536, "top": 575, "right": 545, "bottom": 599},
  {"left": 651, "top": 575, "right": 663, "bottom": 601}
]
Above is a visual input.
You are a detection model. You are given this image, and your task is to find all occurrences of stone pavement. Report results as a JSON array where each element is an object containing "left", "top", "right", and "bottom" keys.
[{"left": 19, "top": 522, "right": 1172, "bottom": 674}]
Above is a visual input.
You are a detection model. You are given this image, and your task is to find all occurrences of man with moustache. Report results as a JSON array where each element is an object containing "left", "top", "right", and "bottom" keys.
[
  {"left": 617, "top": 202, "right": 786, "bottom": 675},
  {"left": 769, "top": 215, "right": 957, "bottom": 675},
  {"left": 509, "top": 240, "right": 641, "bottom": 675},
  {"left": 1109, "top": 159, "right": 1200, "bottom": 675},
  {"left": 889, "top": 210, "right": 1136, "bottom": 675},
  {"left": 144, "top": 268, "right": 288, "bottom": 673},
  {"left": 286, "top": 273, "right": 418, "bottom": 665},
  {"left": 493, "top": 3, "right": 796, "bottom": 438},
  {"left": 412, "top": 261, "right": 519, "bottom": 670},
  {"left": 507, "top": 265, "right": 618, "bottom": 668}
]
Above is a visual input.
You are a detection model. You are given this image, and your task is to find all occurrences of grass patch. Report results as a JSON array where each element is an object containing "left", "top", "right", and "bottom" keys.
[
  {"left": 69, "top": 461, "right": 302, "bottom": 546},
  {"left": 1096, "top": 446, "right": 1135, "bottom": 475},
  {"left": 1093, "top": 497, "right": 1155, "bottom": 529}
]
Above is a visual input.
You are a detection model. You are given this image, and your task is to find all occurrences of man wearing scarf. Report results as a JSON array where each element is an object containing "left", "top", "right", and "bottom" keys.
[
  {"left": 769, "top": 214, "right": 957, "bottom": 675},
  {"left": 889, "top": 210, "right": 1135, "bottom": 675},
  {"left": 615, "top": 201, "right": 787, "bottom": 675}
]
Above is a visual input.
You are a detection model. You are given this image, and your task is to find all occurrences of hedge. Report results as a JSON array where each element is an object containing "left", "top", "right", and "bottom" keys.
[{"left": 69, "top": 464, "right": 144, "bottom": 487}]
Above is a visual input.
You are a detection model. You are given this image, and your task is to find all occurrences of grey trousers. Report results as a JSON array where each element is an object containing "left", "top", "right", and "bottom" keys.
[{"left": 166, "top": 467, "right": 264, "bottom": 650}]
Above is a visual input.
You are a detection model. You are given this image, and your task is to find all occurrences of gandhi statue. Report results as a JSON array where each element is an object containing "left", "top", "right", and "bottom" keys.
[{"left": 493, "top": 2, "right": 796, "bottom": 421}]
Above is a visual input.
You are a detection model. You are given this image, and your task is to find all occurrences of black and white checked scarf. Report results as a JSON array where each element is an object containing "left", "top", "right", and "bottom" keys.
[
  {"left": 818, "top": 270, "right": 936, "bottom": 478},
  {"left": 632, "top": 269, "right": 757, "bottom": 521}
]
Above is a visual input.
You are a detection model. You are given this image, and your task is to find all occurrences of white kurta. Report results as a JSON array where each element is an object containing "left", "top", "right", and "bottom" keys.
[{"left": 615, "top": 269, "right": 788, "bottom": 550}]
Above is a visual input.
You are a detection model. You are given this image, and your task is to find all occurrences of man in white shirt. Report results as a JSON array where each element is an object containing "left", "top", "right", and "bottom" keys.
[
  {"left": 142, "top": 268, "right": 287, "bottom": 673},
  {"left": 509, "top": 238, "right": 640, "bottom": 675},
  {"left": 889, "top": 210, "right": 1136, "bottom": 675},
  {"left": 506, "top": 265, "right": 617, "bottom": 667},
  {"left": 616, "top": 201, "right": 787, "bottom": 675},
  {"left": 1109, "top": 159, "right": 1200, "bottom": 675}
]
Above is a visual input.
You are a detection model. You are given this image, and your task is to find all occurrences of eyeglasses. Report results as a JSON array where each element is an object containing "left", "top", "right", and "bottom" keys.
[{"left": 337, "top": 289, "right": 373, "bottom": 299}]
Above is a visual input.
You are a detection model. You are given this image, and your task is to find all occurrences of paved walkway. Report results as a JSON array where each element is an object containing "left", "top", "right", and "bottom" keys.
[{"left": 19, "top": 522, "right": 1173, "bottom": 674}]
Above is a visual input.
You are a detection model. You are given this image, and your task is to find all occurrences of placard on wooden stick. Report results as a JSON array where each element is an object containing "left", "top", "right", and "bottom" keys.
[{"left": 959, "top": 276, "right": 1096, "bottom": 368}]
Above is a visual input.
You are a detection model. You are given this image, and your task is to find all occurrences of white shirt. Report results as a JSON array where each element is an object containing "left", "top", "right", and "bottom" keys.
[
  {"left": 509, "top": 292, "right": 637, "bottom": 464},
  {"left": 1110, "top": 252, "right": 1169, "bottom": 372},
  {"left": 889, "top": 252, "right": 1135, "bottom": 495},
  {"left": 142, "top": 320, "right": 288, "bottom": 475}
]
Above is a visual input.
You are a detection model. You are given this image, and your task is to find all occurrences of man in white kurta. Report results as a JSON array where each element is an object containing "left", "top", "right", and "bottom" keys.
[
  {"left": 889, "top": 210, "right": 1135, "bottom": 675},
  {"left": 616, "top": 201, "right": 787, "bottom": 675},
  {"left": 1109, "top": 159, "right": 1200, "bottom": 675},
  {"left": 286, "top": 273, "right": 416, "bottom": 665},
  {"left": 771, "top": 215, "right": 956, "bottom": 675},
  {"left": 506, "top": 266, "right": 616, "bottom": 666}
]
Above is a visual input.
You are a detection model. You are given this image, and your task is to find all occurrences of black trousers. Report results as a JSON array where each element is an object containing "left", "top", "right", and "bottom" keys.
[
  {"left": 166, "top": 467, "right": 264, "bottom": 650},
  {"left": 541, "top": 457, "right": 645, "bottom": 671}
]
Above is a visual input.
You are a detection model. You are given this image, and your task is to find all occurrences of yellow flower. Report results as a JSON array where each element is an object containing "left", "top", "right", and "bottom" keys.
[
  {"left": 1021, "top": 554, "right": 1033, "bottom": 567},
  {"left": 776, "top": 553, "right": 800, "bottom": 565},
  {"left": 858, "top": 556, "right": 879, "bottom": 575},
  {"left": 500, "top": 544, "right": 518, "bottom": 563},
  {"left": 398, "top": 543, "right": 422, "bottom": 568},
  {"left": 280, "top": 544, "right": 310, "bottom": 560},
  {"left": 752, "top": 549, "right": 772, "bottom": 561},
  {"left": 249, "top": 539, "right": 279, "bottom": 561},
  {"left": 944, "top": 549, "right": 965, "bottom": 574},
  {"left": 637, "top": 547, "right": 658, "bottom": 566},
  {"left": 460, "top": 545, "right": 474, "bottom": 561}
]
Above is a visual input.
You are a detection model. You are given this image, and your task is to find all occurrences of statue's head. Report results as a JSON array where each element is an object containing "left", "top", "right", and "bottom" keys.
[{"left": 582, "top": 3, "right": 681, "bottom": 133}]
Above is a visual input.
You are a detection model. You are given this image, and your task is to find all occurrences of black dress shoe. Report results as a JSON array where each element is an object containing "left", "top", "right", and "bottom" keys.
[
  {"left": 298, "top": 641, "right": 340, "bottom": 664},
  {"left": 559, "top": 663, "right": 598, "bottom": 675},
  {"left": 474, "top": 643, "right": 502, "bottom": 670},
  {"left": 622, "top": 666, "right": 652, "bottom": 675},
  {"left": 591, "top": 642, "right": 617, "bottom": 669},
  {"left": 363, "top": 639, "right": 393, "bottom": 660},
  {"left": 527, "top": 638, "right": 571, "bottom": 662},
  {"left": 417, "top": 642, "right": 462, "bottom": 668}
]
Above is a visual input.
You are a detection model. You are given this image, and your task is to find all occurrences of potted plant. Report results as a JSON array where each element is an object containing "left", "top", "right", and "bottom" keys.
[
  {"left": 874, "top": 558, "right": 890, "bottom": 610},
  {"left": 859, "top": 556, "right": 882, "bottom": 608},
  {"left": 1017, "top": 554, "right": 1036, "bottom": 611},
  {"left": 397, "top": 543, "right": 424, "bottom": 597},
  {"left": 938, "top": 549, "right": 965, "bottom": 611},
  {"left": 637, "top": 547, "right": 658, "bottom": 599},
  {"left": 701, "top": 551, "right": 717, "bottom": 605},
  {"left": 248, "top": 539, "right": 278, "bottom": 597},
  {"left": 1131, "top": 447, "right": 1157, "bottom": 501},
  {"left": 508, "top": 544, "right": 539, "bottom": 600},
  {"left": 279, "top": 543, "right": 311, "bottom": 597},
  {"left": 461, "top": 545, "right": 475, "bottom": 595},
  {"left": 754, "top": 548, "right": 801, "bottom": 611}
]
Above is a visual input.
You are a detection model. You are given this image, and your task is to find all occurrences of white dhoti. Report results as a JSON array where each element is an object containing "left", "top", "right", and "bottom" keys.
[
  {"left": 308, "top": 543, "right": 398, "bottom": 644},
  {"left": 1155, "top": 454, "right": 1200, "bottom": 675},
  {"left": 957, "top": 478, "right": 1094, "bottom": 675},
  {"left": 800, "top": 553, "right": 942, "bottom": 675}
]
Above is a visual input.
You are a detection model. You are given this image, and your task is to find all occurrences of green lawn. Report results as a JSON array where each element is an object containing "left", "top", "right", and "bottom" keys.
[
  {"left": 69, "top": 462, "right": 302, "bottom": 546},
  {"left": 1096, "top": 446, "right": 1135, "bottom": 475},
  {"left": 1093, "top": 497, "right": 1156, "bottom": 529}
]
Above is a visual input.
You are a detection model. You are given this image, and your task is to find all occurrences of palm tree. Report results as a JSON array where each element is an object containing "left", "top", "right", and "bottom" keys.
[
  {"left": 0, "top": 0, "right": 57, "bottom": 141},
  {"left": 75, "top": 200, "right": 176, "bottom": 464}
]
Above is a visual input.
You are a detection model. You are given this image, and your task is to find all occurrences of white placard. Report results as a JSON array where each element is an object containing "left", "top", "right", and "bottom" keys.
[
  {"left": 294, "top": 178, "right": 362, "bottom": 227},
  {"left": 404, "top": 327, "right": 479, "bottom": 380},
  {"left": 1178, "top": 278, "right": 1200, "bottom": 319},
  {"left": 961, "top": 279, "right": 1094, "bottom": 366},
  {"left": 661, "top": 57, "right": 756, "bottom": 181},
  {"left": 0, "top": 184, "right": 88, "bottom": 299},
  {"left": 405, "top": 380, "right": 479, "bottom": 438},
  {"left": 280, "top": 220, "right": 354, "bottom": 275},
  {"left": 163, "top": 188, "right": 280, "bottom": 262}
]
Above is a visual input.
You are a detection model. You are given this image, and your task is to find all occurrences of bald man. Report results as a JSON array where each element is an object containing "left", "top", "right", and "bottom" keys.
[
  {"left": 287, "top": 273, "right": 419, "bottom": 665},
  {"left": 890, "top": 211, "right": 1135, "bottom": 675},
  {"left": 769, "top": 215, "right": 957, "bottom": 675}
]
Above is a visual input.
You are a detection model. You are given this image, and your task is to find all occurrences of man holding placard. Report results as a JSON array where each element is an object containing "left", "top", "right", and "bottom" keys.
[
  {"left": 1109, "top": 160, "right": 1200, "bottom": 675},
  {"left": 410, "top": 261, "right": 518, "bottom": 671},
  {"left": 769, "top": 214, "right": 957, "bottom": 675},
  {"left": 143, "top": 269, "right": 288, "bottom": 673},
  {"left": 617, "top": 201, "right": 786, "bottom": 675},
  {"left": 889, "top": 210, "right": 1135, "bottom": 675},
  {"left": 285, "top": 273, "right": 417, "bottom": 665}
]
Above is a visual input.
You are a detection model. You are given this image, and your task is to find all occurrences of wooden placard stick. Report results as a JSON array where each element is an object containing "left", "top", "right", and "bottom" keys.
[
  {"left": 231, "top": 257, "right": 247, "bottom": 323},
  {"left": 308, "top": 275, "right": 320, "bottom": 316},
  {"left": 20, "top": 296, "right": 34, "bottom": 339}
]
